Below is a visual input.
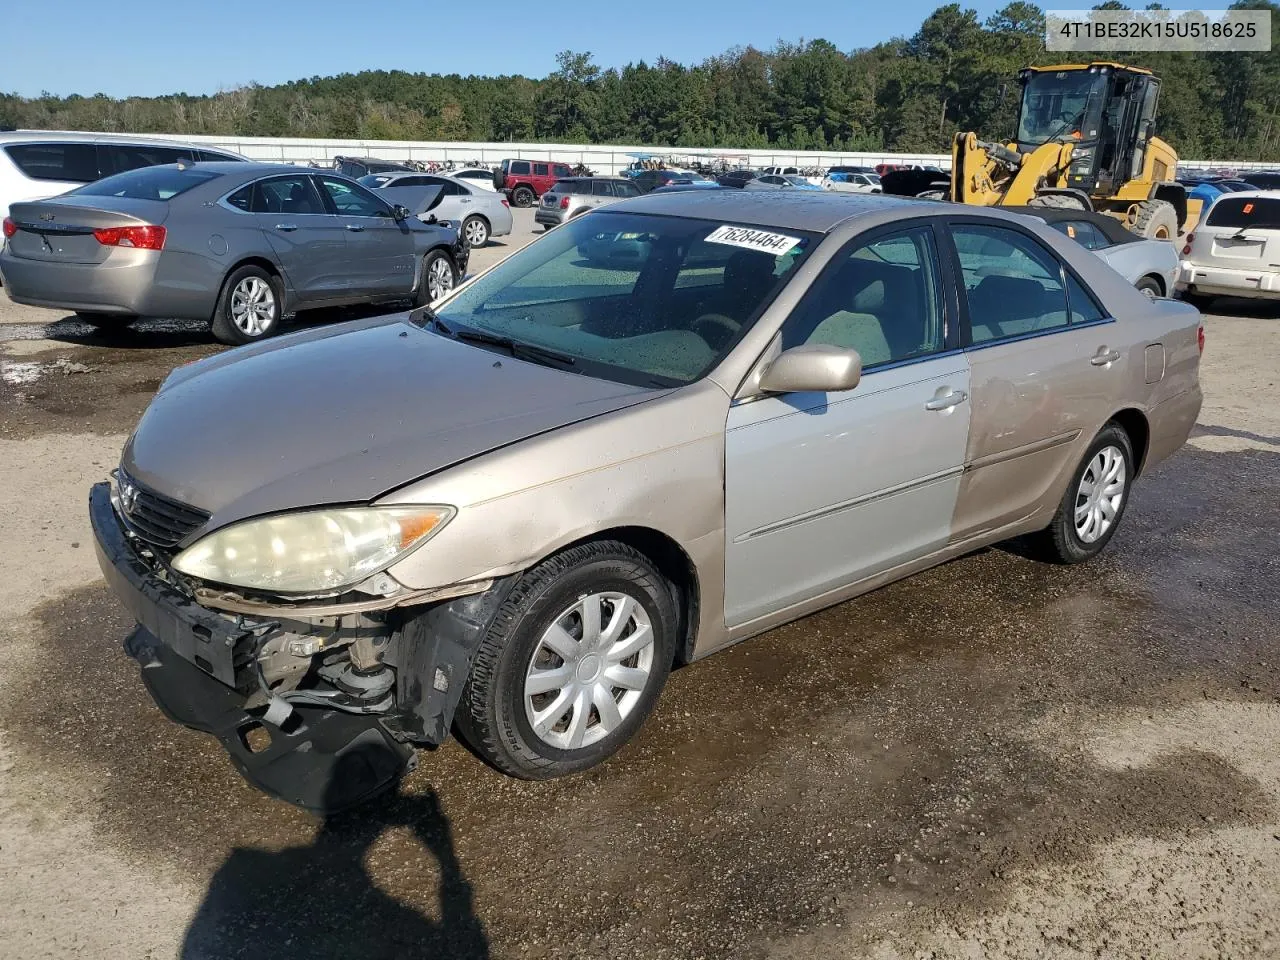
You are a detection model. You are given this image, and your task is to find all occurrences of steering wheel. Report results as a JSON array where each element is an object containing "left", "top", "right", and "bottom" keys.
[{"left": 691, "top": 313, "right": 740, "bottom": 350}]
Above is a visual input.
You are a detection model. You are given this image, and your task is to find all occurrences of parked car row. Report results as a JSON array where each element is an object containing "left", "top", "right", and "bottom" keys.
[{"left": 358, "top": 171, "right": 513, "bottom": 247}]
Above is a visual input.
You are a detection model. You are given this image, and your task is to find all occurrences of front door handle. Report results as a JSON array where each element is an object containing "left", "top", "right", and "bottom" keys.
[
  {"left": 345, "top": 224, "right": 365, "bottom": 232},
  {"left": 925, "top": 389, "right": 968, "bottom": 411},
  {"left": 1091, "top": 348, "right": 1121, "bottom": 366},
  {"left": 275, "top": 223, "right": 298, "bottom": 232}
]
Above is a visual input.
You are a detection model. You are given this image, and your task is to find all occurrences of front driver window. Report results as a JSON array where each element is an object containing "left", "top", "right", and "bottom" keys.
[
  {"left": 782, "top": 226, "right": 945, "bottom": 368},
  {"left": 319, "top": 178, "right": 392, "bottom": 218}
]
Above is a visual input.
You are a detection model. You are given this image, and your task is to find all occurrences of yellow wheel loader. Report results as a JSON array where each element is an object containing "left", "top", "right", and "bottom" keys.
[{"left": 885, "top": 63, "right": 1196, "bottom": 240}]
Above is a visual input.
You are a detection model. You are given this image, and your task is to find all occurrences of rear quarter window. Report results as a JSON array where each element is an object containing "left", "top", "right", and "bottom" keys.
[
  {"left": 510, "top": 160, "right": 530, "bottom": 175},
  {"left": 4, "top": 142, "right": 99, "bottom": 182},
  {"left": 1205, "top": 196, "right": 1280, "bottom": 230},
  {"left": 75, "top": 166, "right": 221, "bottom": 200}
]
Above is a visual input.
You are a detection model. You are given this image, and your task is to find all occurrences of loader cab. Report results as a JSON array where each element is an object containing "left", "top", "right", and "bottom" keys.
[{"left": 1016, "top": 64, "right": 1161, "bottom": 196}]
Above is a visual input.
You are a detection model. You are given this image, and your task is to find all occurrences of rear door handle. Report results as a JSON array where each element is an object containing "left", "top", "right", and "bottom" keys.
[
  {"left": 925, "top": 389, "right": 968, "bottom": 411},
  {"left": 1091, "top": 349, "right": 1121, "bottom": 366},
  {"left": 275, "top": 223, "right": 298, "bottom": 232},
  {"left": 346, "top": 224, "right": 365, "bottom": 232}
]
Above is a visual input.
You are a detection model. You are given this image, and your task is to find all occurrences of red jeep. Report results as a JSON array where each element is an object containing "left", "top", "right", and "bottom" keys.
[{"left": 494, "top": 159, "right": 574, "bottom": 207}]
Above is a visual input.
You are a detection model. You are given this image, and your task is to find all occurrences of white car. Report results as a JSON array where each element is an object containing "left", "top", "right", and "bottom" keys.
[
  {"left": 1179, "top": 190, "right": 1280, "bottom": 306},
  {"left": 0, "top": 130, "right": 245, "bottom": 218},
  {"left": 823, "top": 172, "right": 882, "bottom": 194},
  {"left": 1015, "top": 207, "right": 1180, "bottom": 298},
  {"left": 361, "top": 172, "right": 513, "bottom": 247},
  {"left": 445, "top": 167, "right": 497, "bottom": 192},
  {"left": 760, "top": 165, "right": 824, "bottom": 187}
]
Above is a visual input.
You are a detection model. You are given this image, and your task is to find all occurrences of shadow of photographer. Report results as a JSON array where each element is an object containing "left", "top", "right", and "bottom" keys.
[{"left": 181, "top": 745, "right": 488, "bottom": 960}]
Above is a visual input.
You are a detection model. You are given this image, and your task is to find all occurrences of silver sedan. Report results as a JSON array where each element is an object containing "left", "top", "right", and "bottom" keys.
[{"left": 360, "top": 172, "right": 513, "bottom": 247}]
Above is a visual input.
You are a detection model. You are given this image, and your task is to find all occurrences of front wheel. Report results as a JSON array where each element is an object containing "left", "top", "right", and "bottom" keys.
[
  {"left": 211, "top": 266, "right": 282, "bottom": 345},
  {"left": 416, "top": 250, "right": 458, "bottom": 306},
  {"left": 454, "top": 541, "right": 677, "bottom": 779},
  {"left": 1029, "top": 423, "right": 1135, "bottom": 564}
]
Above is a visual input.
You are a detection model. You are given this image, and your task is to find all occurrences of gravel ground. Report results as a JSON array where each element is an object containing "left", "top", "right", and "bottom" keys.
[{"left": 1, "top": 209, "right": 1278, "bottom": 959}]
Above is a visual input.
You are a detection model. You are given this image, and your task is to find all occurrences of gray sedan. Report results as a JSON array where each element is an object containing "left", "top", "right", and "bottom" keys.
[
  {"left": 359, "top": 172, "right": 512, "bottom": 247},
  {"left": 92, "top": 192, "right": 1203, "bottom": 810},
  {"left": 0, "top": 162, "right": 468, "bottom": 344}
]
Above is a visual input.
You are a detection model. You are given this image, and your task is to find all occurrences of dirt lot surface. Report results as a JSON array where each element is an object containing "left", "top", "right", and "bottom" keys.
[{"left": 1, "top": 209, "right": 1278, "bottom": 960}]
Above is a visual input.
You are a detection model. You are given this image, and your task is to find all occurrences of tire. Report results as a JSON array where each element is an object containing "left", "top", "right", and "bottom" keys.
[
  {"left": 211, "top": 265, "right": 282, "bottom": 345},
  {"left": 415, "top": 249, "right": 458, "bottom": 306},
  {"left": 1132, "top": 199, "right": 1178, "bottom": 241},
  {"left": 1135, "top": 275, "right": 1164, "bottom": 298},
  {"left": 1029, "top": 193, "right": 1088, "bottom": 210},
  {"left": 511, "top": 185, "right": 535, "bottom": 208},
  {"left": 454, "top": 540, "right": 677, "bottom": 779},
  {"left": 461, "top": 215, "right": 489, "bottom": 248},
  {"left": 1029, "top": 423, "right": 1135, "bottom": 564}
]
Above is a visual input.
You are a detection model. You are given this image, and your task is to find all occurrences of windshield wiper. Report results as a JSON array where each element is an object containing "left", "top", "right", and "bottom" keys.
[{"left": 438, "top": 322, "right": 577, "bottom": 368}]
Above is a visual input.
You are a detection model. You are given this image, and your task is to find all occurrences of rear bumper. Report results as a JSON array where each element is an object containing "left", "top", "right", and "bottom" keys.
[
  {"left": 535, "top": 207, "right": 568, "bottom": 227},
  {"left": 90, "top": 483, "right": 415, "bottom": 813},
  {"left": 0, "top": 248, "right": 165, "bottom": 316},
  {"left": 1179, "top": 261, "right": 1280, "bottom": 298}
]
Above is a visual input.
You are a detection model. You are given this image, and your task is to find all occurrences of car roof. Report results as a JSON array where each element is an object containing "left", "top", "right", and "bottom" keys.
[
  {"left": 618, "top": 190, "right": 920, "bottom": 233},
  {"left": 0, "top": 129, "right": 241, "bottom": 152}
]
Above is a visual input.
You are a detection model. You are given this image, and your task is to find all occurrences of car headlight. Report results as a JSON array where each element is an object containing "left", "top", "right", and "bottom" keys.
[{"left": 171, "top": 505, "right": 454, "bottom": 594}]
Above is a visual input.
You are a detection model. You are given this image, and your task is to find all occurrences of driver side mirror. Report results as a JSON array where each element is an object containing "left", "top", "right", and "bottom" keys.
[
  {"left": 759, "top": 345, "right": 862, "bottom": 394},
  {"left": 392, "top": 204, "right": 410, "bottom": 222}
]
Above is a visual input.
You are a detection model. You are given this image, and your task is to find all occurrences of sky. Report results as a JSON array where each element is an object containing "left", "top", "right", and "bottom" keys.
[{"left": 5, "top": 0, "right": 1011, "bottom": 100}]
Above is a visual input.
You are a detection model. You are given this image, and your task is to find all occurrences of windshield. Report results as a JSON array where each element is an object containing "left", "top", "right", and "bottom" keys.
[
  {"left": 784, "top": 175, "right": 809, "bottom": 186},
  {"left": 73, "top": 165, "right": 220, "bottom": 200},
  {"left": 431, "top": 211, "right": 817, "bottom": 386},
  {"left": 1017, "top": 71, "right": 1107, "bottom": 147}
]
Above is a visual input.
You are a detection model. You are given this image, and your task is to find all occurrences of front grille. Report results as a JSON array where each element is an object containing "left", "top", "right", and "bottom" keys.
[{"left": 116, "top": 469, "right": 209, "bottom": 549}]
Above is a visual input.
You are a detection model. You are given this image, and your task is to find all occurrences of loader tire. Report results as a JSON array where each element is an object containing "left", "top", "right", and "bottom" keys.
[{"left": 1132, "top": 199, "right": 1178, "bottom": 241}]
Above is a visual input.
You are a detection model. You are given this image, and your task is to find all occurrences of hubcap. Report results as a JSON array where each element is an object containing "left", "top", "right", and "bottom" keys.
[
  {"left": 1075, "top": 444, "right": 1127, "bottom": 544},
  {"left": 427, "top": 258, "right": 454, "bottom": 301},
  {"left": 523, "top": 592, "right": 655, "bottom": 750},
  {"left": 230, "top": 277, "right": 275, "bottom": 336},
  {"left": 465, "top": 219, "right": 487, "bottom": 246}
]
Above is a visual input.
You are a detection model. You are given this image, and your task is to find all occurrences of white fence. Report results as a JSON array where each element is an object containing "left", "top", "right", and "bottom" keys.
[{"left": 29, "top": 129, "right": 1280, "bottom": 176}]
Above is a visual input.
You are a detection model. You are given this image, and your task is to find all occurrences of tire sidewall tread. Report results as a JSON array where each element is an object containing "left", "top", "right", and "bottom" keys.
[
  {"left": 1034, "top": 423, "right": 1135, "bottom": 564},
  {"left": 211, "top": 265, "right": 281, "bottom": 345}
]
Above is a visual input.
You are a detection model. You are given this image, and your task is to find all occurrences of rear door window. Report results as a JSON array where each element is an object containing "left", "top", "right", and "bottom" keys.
[
  {"left": 1205, "top": 196, "right": 1280, "bottom": 229},
  {"left": 591, "top": 180, "right": 613, "bottom": 197},
  {"left": 251, "top": 176, "right": 327, "bottom": 215},
  {"left": 97, "top": 143, "right": 191, "bottom": 177},
  {"left": 951, "top": 223, "right": 1071, "bottom": 344},
  {"left": 552, "top": 164, "right": 572, "bottom": 177},
  {"left": 533, "top": 163, "right": 550, "bottom": 176},
  {"left": 4, "top": 142, "right": 99, "bottom": 182},
  {"left": 617, "top": 181, "right": 641, "bottom": 197},
  {"left": 509, "top": 160, "right": 530, "bottom": 175}
]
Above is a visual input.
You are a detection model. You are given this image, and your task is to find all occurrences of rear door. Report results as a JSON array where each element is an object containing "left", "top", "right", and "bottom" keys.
[
  {"left": 316, "top": 175, "right": 416, "bottom": 296},
  {"left": 233, "top": 174, "right": 347, "bottom": 304},
  {"left": 944, "top": 219, "right": 1126, "bottom": 541},
  {"left": 590, "top": 179, "right": 615, "bottom": 209},
  {"left": 724, "top": 223, "right": 970, "bottom": 626},
  {"left": 531, "top": 162, "right": 552, "bottom": 195}
]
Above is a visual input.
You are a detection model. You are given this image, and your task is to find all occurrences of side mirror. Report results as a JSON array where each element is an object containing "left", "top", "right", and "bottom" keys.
[
  {"left": 392, "top": 204, "right": 410, "bottom": 222},
  {"left": 758, "top": 344, "right": 862, "bottom": 395}
]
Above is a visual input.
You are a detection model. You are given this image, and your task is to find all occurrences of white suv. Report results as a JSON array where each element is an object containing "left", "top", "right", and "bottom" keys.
[
  {"left": 0, "top": 130, "right": 246, "bottom": 217},
  {"left": 1179, "top": 190, "right": 1280, "bottom": 306}
]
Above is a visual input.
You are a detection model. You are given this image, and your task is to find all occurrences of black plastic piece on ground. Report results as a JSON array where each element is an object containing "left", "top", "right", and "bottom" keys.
[{"left": 125, "top": 629, "right": 414, "bottom": 814}]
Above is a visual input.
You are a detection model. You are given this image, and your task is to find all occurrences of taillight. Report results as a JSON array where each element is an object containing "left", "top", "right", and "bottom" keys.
[
  {"left": 93, "top": 225, "right": 166, "bottom": 250},
  {"left": 1181, "top": 231, "right": 1194, "bottom": 255},
  {"left": 1198, "top": 324, "right": 1205, "bottom": 354},
  {"left": 559, "top": 196, "right": 570, "bottom": 209},
  {"left": 2, "top": 217, "right": 16, "bottom": 239}
]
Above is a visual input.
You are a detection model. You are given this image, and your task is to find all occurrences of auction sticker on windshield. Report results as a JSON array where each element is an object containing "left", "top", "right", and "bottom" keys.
[{"left": 705, "top": 225, "right": 801, "bottom": 256}]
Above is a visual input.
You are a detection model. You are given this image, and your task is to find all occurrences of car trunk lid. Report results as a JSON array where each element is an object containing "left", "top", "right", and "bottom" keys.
[{"left": 7, "top": 197, "right": 168, "bottom": 264}]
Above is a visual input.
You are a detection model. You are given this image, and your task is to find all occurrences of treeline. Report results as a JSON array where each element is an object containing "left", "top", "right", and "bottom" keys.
[{"left": 3, "top": 1, "right": 1279, "bottom": 160}]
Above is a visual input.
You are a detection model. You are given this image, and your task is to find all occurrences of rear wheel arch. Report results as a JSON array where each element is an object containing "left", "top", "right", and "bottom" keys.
[
  {"left": 216, "top": 256, "right": 286, "bottom": 316},
  {"left": 1109, "top": 408, "right": 1151, "bottom": 475},
  {"left": 1135, "top": 273, "right": 1165, "bottom": 297}
]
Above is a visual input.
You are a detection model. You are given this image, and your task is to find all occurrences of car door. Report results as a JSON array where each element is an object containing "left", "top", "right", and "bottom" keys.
[
  {"left": 945, "top": 219, "right": 1126, "bottom": 542},
  {"left": 723, "top": 223, "right": 971, "bottom": 627},
  {"left": 590, "top": 179, "right": 615, "bottom": 209},
  {"left": 234, "top": 174, "right": 348, "bottom": 304},
  {"left": 316, "top": 175, "right": 415, "bottom": 297}
]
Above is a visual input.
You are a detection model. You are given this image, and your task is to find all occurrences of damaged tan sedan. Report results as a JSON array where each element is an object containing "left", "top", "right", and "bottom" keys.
[{"left": 91, "top": 192, "right": 1203, "bottom": 811}]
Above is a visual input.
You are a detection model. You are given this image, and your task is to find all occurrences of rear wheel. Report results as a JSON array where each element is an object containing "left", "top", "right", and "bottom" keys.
[
  {"left": 1131, "top": 199, "right": 1178, "bottom": 241},
  {"left": 1029, "top": 423, "right": 1135, "bottom": 564},
  {"left": 211, "top": 266, "right": 282, "bottom": 345},
  {"left": 511, "top": 185, "right": 535, "bottom": 208},
  {"left": 461, "top": 215, "right": 489, "bottom": 248},
  {"left": 1135, "top": 275, "right": 1164, "bottom": 298},
  {"left": 454, "top": 541, "right": 677, "bottom": 779}
]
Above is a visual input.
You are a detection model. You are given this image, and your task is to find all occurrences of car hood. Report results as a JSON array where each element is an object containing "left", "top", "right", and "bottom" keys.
[{"left": 122, "top": 315, "right": 661, "bottom": 533}]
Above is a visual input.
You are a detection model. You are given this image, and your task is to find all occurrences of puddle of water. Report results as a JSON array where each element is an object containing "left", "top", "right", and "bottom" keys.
[
  {"left": 0, "top": 360, "right": 43, "bottom": 385},
  {"left": 0, "top": 317, "right": 210, "bottom": 343}
]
